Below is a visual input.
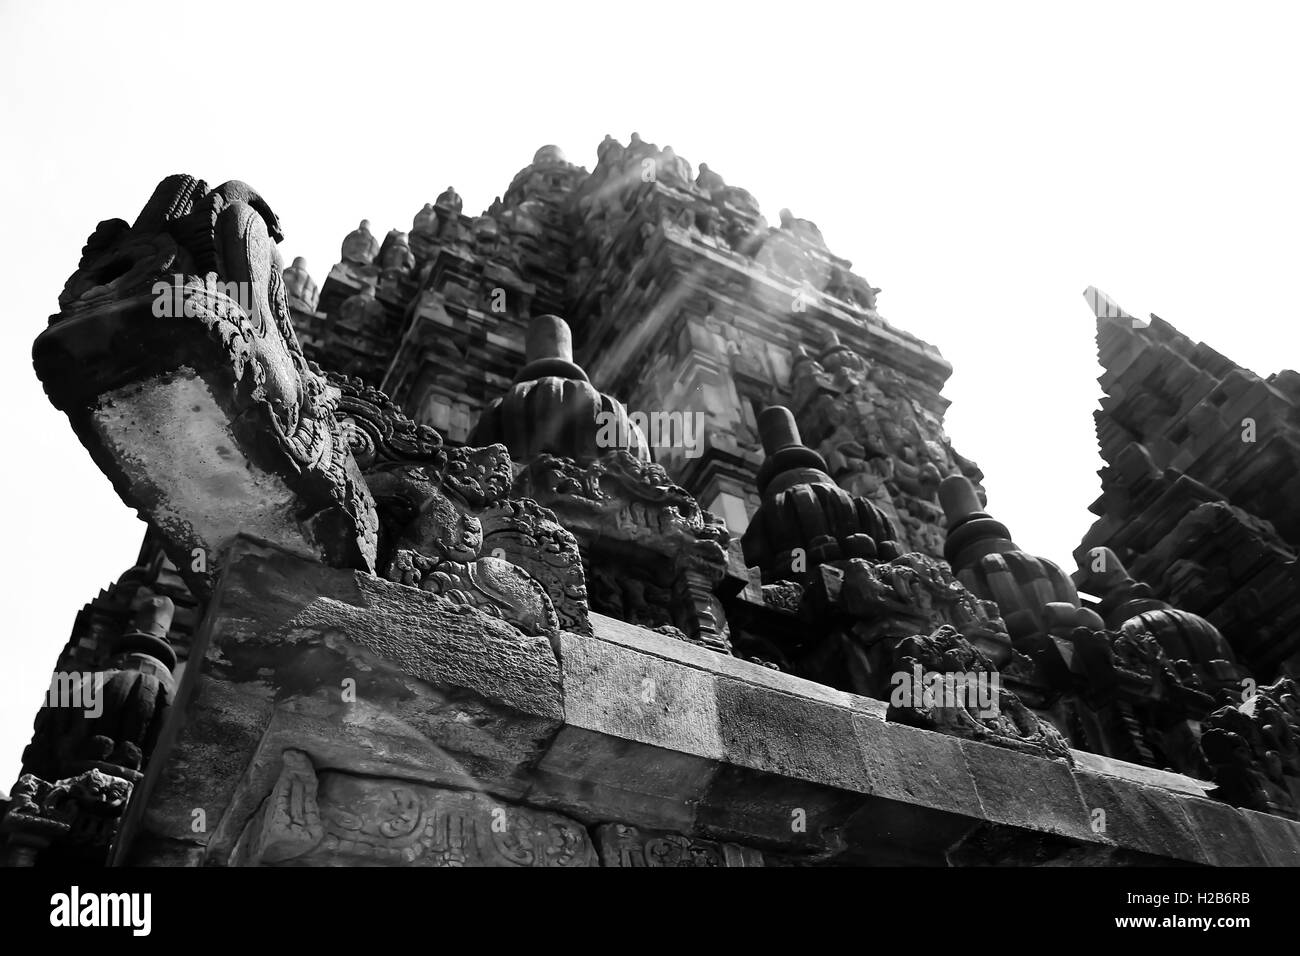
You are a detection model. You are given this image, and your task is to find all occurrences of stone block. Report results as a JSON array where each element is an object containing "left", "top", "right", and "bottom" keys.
[
  {"left": 233, "top": 752, "right": 594, "bottom": 867},
  {"left": 119, "top": 537, "right": 565, "bottom": 863},
  {"left": 960, "top": 740, "right": 1098, "bottom": 844},
  {"left": 1072, "top": 771, "right": 1208, "bottom": 864},
  {"left": 1241, "top": 809, "right": 1300, "bottom": 866}
]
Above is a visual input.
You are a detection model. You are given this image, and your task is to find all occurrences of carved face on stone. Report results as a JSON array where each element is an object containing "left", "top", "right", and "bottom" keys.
[
  {"left": 406, "top": 490, "right": 482, "bottom": 563},
  {"left": 442, "top": 444, "right": 513, "bottom": 507}
]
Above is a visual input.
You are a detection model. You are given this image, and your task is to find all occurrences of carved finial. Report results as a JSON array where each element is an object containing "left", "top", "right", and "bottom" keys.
[
  {"left": 511, "top": 314, "right": 587, "bottom": 384},
  {"left": 1082, "top": 546, "right": 1132, "bottom": 594},
  {"left": 939, "top": 475, "right": 990, "bottom": 531},
  {"left": 116, "top": 595, "right": 177, "bottom": 670},
  {"left": 758, "top": 405, "right": 802, "bottom": 456},
  {"left": 941, "top": 475, "right": 1096, "bottom": 638},
  {"left": 468, "top": 314, "right": 649, "bottom": 463},
  {"left": 526, "top": 313, "right": 574, "bottom": 365},
  {"left": 533, "top": 145, "right": 566, "bottom": 165},
  {"left": 743, "top": 405, "right": 899, "bottom": 582}
]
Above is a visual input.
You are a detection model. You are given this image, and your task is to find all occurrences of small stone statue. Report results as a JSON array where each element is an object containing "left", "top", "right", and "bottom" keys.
[
  {"left": 658, "top": 146, "right": 692, "bottom": 185},
  {"left": 778, "top": 208, "right": 826, "bottom": 246},
  {"left": 341, "top": 219, "right": 379, "bottom": 266},
  {"left": 435, "top": 186, "right": 463, "bottom": 216},
  {"left": 282, "top": 256, "right": 319, "bottom": 312},
  {"left": 597, "top": 134, "right": 624, "bottom": 166},
  {"left": 379, "top": 229, "right": 415, "bottom": 278},
  {"left": 412, "top": 203, "right": 438, "bottom": 236},
  {"left": 696, "top": 162, "right": 725, "bottom": 193}
]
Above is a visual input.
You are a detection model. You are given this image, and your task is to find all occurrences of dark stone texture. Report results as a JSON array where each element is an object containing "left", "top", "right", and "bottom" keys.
[
  {"left": 960, "top": 740, "right": 1098, "bottom": 844},
  {"left": 715, "top": 678, "right": 869, "bottom": 793},
  {"left": 1072, "top": 770, "right": 1208, "bottom": 865},
  {"left": 1240, "top": 809, "right": 1300, "bottom": 866},
  {"left": 853, "top": 714, "right": 984, "bottom": 819}
]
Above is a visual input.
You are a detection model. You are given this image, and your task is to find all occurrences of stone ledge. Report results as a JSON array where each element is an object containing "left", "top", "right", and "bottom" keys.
[
  {"left": 589, "top": 611, "right": 888, "bottom": 719},
  {"left": 118, "top": 543, "right": 1300, "bottom": 866},
  {"left": 1069, "top": 749, "right": 1215, "bottom": 798},
  {"left": 574, "top": 613, "right": 1300, "bottom": 865}
]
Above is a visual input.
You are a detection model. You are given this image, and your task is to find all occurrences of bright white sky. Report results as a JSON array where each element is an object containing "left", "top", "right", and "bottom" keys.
[{"left": 2, "top": 0, "right": 1298, "bottom": 787}]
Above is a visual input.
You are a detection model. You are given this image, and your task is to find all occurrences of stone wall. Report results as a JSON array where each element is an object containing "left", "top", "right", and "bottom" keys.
[{"left": 119, "top": 538, "right": 1300, "bottom": 867}]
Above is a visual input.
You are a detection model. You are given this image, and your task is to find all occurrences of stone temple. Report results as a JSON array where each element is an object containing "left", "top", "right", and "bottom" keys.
[{"left": 3, "top": 136, "right": 1298, "bottom": 867}]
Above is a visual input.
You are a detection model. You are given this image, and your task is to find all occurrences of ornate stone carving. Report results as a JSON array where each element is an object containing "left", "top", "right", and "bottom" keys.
[
  {"left": 480, "top": 498, "right": 590, "bottom": 635},
  {"left": 22, "top": 596, "right": 177, "bottom": 786},
  {"left": 1201, "top": 678, "right": 1300, "bottom": 819},
  {"left": 940, "top": 476, "right": 1102, "bottom": 640},
  {"left": 0, "top": 769, "right": 133, "bottom": 866},
  {"left": 886, "top": 625, "right": 1072, "bottom": 761},
  {"left": 742, "top": 406, "right": 901, "bottom": 585},
  {"left": 1077, "top": 546, "right": 1247, "bottom": 694},
  {"left": 468, "top": 314, "right": 649, "bottom": 463},
  {"left": 800, "top": 552, "right": 1011, "bottom": 694},
  {"left": 237, "top": 751, "right": 596, "bottom": 866},
  {"left": 514, "top": 449, "right": 731, "bottom": 649},
  {"left": 594, "top": 823, "right": 766, "bottom": 867},
  {"left": 467, "top": 314, "right": 727, "bottom": 648},
  {"left": 790, "top": 336, "right": 982, "bottom": 558},
  {"left": 36, "top": 174, "right": 379, "bottom": 595},
  {"left": 330, "top": 371, "right": 575, "bottom": 636}
]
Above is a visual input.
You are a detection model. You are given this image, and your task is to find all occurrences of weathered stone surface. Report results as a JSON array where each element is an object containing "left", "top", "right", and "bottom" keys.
[
  {"left": 1068, "top": 749, "right": 1213, "bottom": 798},
  {"left": 21, "top": 147, "right": 1299, "bottom": 869},
  {"left": 591, "top": 611, "right": 888, "bottom": 718},
  {"left": 715, "top": 678, "right": 869, "bottom": 793},
  {"left": 945, "top": 824, "right": 1138, "bottom": 867},
  {"left": 693, "top": 764, "right": 864, "bottom": 859},
  {"left": 1071, "top": 771, "right": 1207, "bottom": 864},
  {"left": 36, "top": 176, "right": 378, "bottom": 597},
  {"left": 594, "top": 822, "right": 765, "bottom": 867},
  {"left": 959, "top": 741, "right": 1097, "bottom": 844},
  {"left": 1177, "top": 796, "right": 1271, "bottom": 866},
  {"left": 117, "top": 536, "right": 564, "bottom": 863},
  {"left": 233, "top": 751, "right": 595, "bottom": 867},
  {"left": 853, "top": 714, "right": 984, "bottom": 819},
  {"left": 1077, "top": 303, "right": 1300, "bottom": 676},
  {"left": 1241, "top": 808, "right": 1300, "bottom": 866},
  {"left": 529, "top": 727, "right": 718, "bottom": 834},
  {"left": 557, "top": 630, "right": 723, "bottom": 759}
]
